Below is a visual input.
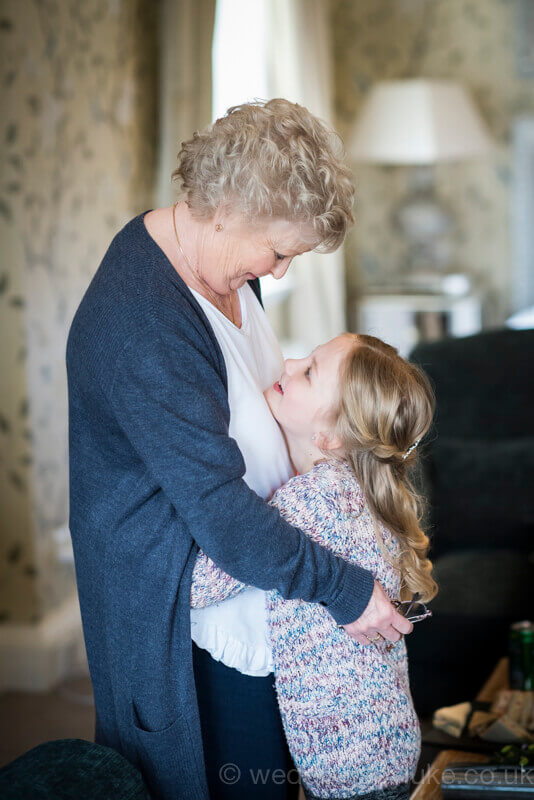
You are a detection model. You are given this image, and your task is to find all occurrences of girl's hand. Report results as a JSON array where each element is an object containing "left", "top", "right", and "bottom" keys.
[{"left": 339, "top": 580, "right": 413, "bottom": 646}]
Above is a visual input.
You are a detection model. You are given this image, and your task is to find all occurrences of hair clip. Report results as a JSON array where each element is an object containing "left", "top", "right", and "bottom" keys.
[{"left": 402, "top": 438, "right": 421, "bottom": 461}]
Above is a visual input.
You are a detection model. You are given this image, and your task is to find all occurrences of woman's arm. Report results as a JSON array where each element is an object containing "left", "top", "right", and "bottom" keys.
[
  {"left": 190, "top": 549, "right": 247, "bottom": 608},
  {"left": 190, "top": 466, "right": 358, "bottom": 609}
]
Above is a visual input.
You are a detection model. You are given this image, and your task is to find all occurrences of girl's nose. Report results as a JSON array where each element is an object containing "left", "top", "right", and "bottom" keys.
[
  {"left": 284, "top": 357, "right": 303, "bottom": 375},
  {"left": 284, "top": 358, "right": 296, "bottom": 374}
]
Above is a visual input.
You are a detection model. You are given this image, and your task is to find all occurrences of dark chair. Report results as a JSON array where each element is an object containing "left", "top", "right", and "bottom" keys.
[
  {"left": 407, "top": 328, "right": 534, "bottom": 716},
  {"left": 0, "top": 739, "right": 150, "bottom": 799}
]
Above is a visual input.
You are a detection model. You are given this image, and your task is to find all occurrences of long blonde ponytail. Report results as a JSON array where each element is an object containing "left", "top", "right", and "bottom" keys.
[{"left": 334, "top": 334, "right": 438, "bottom": 603}]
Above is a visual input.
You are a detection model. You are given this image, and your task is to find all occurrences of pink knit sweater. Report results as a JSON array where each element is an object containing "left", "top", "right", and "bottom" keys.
[{"left": 190, "top": 460, "right": 421, "bottom": 798}]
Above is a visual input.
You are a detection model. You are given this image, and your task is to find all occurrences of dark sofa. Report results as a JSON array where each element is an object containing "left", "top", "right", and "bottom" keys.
[{"left": 406, "top": 328, "right": 534, "bottom": 716}]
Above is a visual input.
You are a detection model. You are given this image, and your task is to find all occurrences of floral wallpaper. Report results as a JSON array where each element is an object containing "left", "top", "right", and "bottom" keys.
[
  {"left": 330, "top": 0, "right": 534, "bottom": 324},
  {"left": 0, "top": 0, "right": 157, "bottom": 623}
]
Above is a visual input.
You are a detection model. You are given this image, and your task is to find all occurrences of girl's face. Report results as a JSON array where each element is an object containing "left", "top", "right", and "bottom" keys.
[{"left": 265, "top": 334, "right": 356, "bottom": 444}]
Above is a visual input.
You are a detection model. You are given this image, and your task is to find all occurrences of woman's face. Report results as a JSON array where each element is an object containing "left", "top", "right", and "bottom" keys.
[
  {"left": 198, "top": 213, "right": 318, "bottom": 294},
  {"left": 265, "top": 334, "right": 356, "bottom": 443}
]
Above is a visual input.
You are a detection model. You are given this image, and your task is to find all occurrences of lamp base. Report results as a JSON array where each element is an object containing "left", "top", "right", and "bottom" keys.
[{"left": 393, "top": 166, "right": 454, "bottom": 277}]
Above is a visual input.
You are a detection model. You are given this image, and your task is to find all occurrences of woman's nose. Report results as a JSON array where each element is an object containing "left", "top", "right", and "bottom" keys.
[{"left": 271, "top": 259, "right": 291, "bottom": 280}]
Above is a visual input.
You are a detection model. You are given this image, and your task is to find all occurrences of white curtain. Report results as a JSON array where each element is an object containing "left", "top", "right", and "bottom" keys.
[
  {"left": 265, "top": 0, "right": 347, "bottom": 353},
  {"left": 156, "top": 0, "right": 217, "bottom": 207},
  {"left": 157, "top": 0, "right": 346, "bottom": 351}
]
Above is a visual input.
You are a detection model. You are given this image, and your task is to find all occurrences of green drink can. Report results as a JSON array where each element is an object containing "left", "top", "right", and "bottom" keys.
[{"left": 509, "top": 620, "right": 534, "bottom": 690}]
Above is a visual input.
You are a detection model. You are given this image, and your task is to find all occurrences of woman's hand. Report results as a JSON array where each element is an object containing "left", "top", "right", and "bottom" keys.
[{"left": 339, "top": 580, "right": 413, "bottom": 646}]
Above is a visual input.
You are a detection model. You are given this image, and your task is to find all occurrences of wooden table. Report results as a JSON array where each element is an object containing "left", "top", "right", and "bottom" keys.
[
  {"left": 476, "top": 657, "right": 509, "bottom": 703},
  {"left": 410, "top": 749, "right": 490, "bottom": 800},
  {"left": 410, "top": 657, "right": 510, "bottom": 800}
]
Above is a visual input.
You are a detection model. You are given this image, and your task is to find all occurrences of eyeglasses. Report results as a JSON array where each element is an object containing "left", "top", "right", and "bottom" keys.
[
  {"left": 392, "top": 592, "right": 432, "bottom": 624},
  {"left": 385, "top": 592, "right": 432, "bottom": 652}
]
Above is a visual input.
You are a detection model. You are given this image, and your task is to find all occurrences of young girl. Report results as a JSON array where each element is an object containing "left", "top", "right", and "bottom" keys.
[{"left": 190, "top": 332, "right": 438, "bottom": 800}]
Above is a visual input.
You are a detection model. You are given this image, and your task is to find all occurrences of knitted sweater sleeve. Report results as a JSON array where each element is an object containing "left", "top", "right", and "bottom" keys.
[{"left": 190, "top": 550, "right": 247, "bottom": 608}]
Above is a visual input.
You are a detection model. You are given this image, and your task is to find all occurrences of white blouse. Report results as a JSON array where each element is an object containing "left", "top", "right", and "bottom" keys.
[{"left": 189, "top": 282, "right": 294, "bottom": 676}]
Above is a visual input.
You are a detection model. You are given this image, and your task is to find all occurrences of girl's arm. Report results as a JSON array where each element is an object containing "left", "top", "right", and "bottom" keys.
[{"left": 190, "top": 549, "right": 247, "bottom": 609}]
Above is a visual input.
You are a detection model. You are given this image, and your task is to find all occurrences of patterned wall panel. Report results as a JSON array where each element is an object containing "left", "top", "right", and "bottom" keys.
[{"left": 0, "top": 0, "right": 157, "bottom": 623}]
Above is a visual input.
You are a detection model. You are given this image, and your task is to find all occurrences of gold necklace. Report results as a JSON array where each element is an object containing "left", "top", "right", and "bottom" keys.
[{"left": 172, "top": 202, "right": 237, "bottom": 327}]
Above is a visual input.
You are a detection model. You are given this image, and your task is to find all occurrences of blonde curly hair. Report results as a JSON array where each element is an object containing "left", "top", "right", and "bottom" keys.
[
  {"left": 334, "top": 334, "right": 438, "bottom": 604},
  {"left": 172, "top": 98, "right": 355, "bottom": 253}
]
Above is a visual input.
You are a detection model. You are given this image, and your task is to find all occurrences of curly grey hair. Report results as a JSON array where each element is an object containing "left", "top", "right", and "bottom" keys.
[{"left": 172, "top": 98, "right": 355, "bottom": 253}]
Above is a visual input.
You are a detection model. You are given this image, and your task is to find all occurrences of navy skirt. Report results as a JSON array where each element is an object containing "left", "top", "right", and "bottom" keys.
[{"left": 192, "top": 640, "right": 300, "bottom": 799}]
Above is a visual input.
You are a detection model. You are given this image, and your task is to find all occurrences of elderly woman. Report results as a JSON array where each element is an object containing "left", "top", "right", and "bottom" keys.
[{"left": 66, "top": 99, "right": 412, "bottom": 800}]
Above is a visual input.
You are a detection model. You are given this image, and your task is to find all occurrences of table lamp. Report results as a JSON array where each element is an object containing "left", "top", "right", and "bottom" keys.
[{"left": 350, "top": 79, "right": 493, "bottom": 292}]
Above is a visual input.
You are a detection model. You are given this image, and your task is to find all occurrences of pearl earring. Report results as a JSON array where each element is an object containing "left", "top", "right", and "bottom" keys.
[
  {"left": 312, "top": 435, "right": 316, "bottom": 441},
  {"left": 215, "top": 224, "right": 223, "bottom": 232}
]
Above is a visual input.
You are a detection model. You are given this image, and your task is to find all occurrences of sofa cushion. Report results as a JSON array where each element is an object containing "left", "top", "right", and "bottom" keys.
[
  {"left": 0, "top": 739, "right": 149, "bottom": 799},
  {"left": 429, "top": 548, "right": 534, "bottom": 617},
  {"left": 410, "top": 329, "right": 534, "bottom": 439},
  {"left": 428, "top": 437, "right": 534, "bottom": 554}
]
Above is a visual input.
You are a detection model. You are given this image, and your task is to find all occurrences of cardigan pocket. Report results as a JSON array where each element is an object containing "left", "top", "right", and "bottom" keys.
[{"left": 131, "top": 700, "right": 205, "bottom": 800}]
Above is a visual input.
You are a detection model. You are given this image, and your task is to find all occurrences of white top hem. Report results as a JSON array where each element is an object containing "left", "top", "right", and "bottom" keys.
[{"left": 191, "top": 620, "right": 274, "bottom": 677}]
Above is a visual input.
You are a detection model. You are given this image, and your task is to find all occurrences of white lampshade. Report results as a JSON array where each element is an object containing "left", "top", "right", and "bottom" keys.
[{"left": 350, "top": 79, "right": 493, "bottom": 164}]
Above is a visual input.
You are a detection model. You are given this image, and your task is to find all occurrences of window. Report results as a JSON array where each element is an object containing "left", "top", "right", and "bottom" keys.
[
  {"left": 211, "top": 0, "right": 296, "bottom": 344},
  {"left": 212, "top": 0, "right": 268, "bottom": 122}
]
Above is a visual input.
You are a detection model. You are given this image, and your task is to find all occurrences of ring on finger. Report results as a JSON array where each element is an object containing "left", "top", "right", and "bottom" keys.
[{"left": 366, "top": 632, "right": 382, "bottom": 642}]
